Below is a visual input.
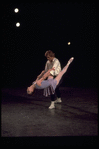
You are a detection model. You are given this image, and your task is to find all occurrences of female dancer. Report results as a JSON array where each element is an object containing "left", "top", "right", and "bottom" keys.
[{"left": 27, "top": 57, "right": 74, "bottom": 108}]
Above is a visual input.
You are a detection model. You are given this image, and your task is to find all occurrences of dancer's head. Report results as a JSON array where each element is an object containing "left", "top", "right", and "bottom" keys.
[
  {"left": 27, "top": 85, "right": 35, "bottom": 95},
  {"left": 45, "top": 50, "right": 55, "bottom": 62}
]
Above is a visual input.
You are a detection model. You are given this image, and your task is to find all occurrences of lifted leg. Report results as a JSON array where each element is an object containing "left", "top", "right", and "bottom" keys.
[{"left": 55, "top": 57, "right": 74, "bottom": 85}]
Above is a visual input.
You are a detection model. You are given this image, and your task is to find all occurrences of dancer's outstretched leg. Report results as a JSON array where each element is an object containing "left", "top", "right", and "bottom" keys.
[{"left": 55, "top": 57, "right": 74, "bottom": 85}]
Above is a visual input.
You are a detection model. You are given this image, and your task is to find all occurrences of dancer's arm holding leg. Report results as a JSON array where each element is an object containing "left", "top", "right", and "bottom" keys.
[
  {"left": 36, "top": 67, "right": 55, "bottom": 86},
  {"left": 43, "top": 67, "right": 55, "bottom": 79},
  {"left": 37, "top": 70, "right": 45, "bottom": 80}
]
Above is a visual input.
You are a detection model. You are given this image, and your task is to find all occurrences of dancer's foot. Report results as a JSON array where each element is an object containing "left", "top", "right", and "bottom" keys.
[
  {"left": 49, "top": 101, "right": 55, "bottom": 109},
  {"left": 54, "top": 98, "right": 62, "bottom": 103},
  {"left": 67, "top": 57, "right": 74, "bottom": 65},
  {"left": 62, "top": 57, "right": 74, "bottom": 73}
]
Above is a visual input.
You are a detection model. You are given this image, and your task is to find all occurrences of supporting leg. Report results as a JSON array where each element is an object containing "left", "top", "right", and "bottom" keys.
[
  {"left": 50, "top": 94, "right": 55, "bottom": 101},
  {"left": 55, "top": 87, "right": 61, "bottom": 98},
  {"left": 55, "top": 57, "right": 74, "bottom": 85},
  {"left": 54, "top": 87, "right": 62, "bottom": 103}
]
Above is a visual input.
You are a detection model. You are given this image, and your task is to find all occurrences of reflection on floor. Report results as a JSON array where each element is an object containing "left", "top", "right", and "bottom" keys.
[{"left": 1, "top": 87, "right": 98, "bottom": 137}]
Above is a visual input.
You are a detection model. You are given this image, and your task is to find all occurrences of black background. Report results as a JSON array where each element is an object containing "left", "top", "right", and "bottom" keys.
[{"left": 2, "top": 2, "right": 97, "bottom": 88}]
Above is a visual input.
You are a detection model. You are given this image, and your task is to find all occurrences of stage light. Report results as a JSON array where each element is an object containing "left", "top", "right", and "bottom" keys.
[
  {"left": 16, "top": 22, "right": 20, "bottom": 27},
  {"left": 14, "top": 8, "right": 19, "bottom": 13},
  {"left": 67, "top": 42, "right": 71, "bottom": 45}
]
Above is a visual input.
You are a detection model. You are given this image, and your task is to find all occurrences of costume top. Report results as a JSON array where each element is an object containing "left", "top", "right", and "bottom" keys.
[
  {"left": 45, "top": 58, "right": 61, "bottom": 76},
  {"left": 33, "top": 78, "right": 57, "bottom": 97}
]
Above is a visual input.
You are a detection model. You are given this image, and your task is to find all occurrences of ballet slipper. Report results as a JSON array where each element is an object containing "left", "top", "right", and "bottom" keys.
[{"left": 67, "top": 57, "right": 74, "bottom": 65}]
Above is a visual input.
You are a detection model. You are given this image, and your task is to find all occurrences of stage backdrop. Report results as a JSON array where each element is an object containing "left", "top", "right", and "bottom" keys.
[{"left": 2, "top": 2, "right": 97, "bottom": 88}]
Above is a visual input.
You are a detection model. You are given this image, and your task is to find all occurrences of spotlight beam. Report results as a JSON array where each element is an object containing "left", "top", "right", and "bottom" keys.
[
  {"left": 14, "top": 8, "right": 19, "bottom": 13},
  {"left": 16, "top": 22, "right": 20, "bottom": 27}
]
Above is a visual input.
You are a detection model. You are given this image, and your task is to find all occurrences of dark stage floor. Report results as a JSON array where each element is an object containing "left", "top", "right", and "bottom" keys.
[{"left": 1, "top": 87, "right": 98, "bottom": 138}]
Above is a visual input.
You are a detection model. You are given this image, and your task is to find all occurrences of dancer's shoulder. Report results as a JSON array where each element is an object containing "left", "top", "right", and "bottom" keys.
[{"left": 54, "top": 58, "right": 61, "bottom": 63}]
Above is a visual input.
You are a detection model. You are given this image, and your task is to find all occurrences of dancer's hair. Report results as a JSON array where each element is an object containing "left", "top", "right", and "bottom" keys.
[{"left": 45, "top": 50, "right": 55, "bottom": 57}]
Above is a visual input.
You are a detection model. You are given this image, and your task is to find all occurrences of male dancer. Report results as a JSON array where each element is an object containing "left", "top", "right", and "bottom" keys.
[{"left": 37, "top": 50, "right": 62, "bottom": 109}]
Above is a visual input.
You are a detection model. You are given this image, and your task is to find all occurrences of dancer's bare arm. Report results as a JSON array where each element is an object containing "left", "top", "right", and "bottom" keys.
[
  {"left": 36, "top": 69, "right": 52, "bottom": 81},
  {"left": 36, "top": 67, "right": 55, "bottom": 86},
  {"left": 42, "top": 67, "right": 55, "bottom": 80},
  {"left": 37, "top": 70, "right": 45, "bottom": 79}
]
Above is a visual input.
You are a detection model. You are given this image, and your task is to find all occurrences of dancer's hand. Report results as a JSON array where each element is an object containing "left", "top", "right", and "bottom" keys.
[
  {"left": 51, "top": 67, "right": 55, "bottom": 71},
  {"left": 48, "top": 67, "right": 55, "bottom": 73}
]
